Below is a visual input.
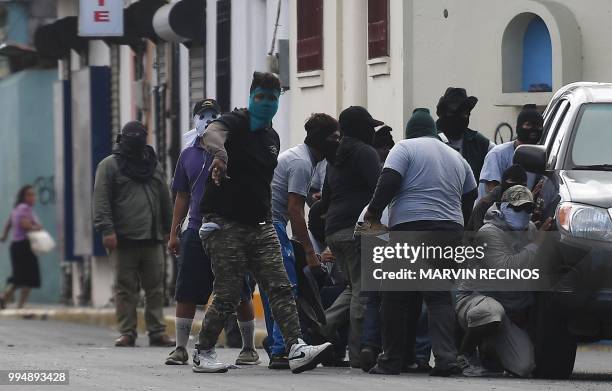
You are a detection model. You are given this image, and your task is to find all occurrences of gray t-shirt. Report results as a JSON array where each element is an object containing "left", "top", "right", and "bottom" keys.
[
  {"left": 384, "top": 137, "right": 477, "bottom": 227},
  {"left": 271, "top": 144, "right": 317, "bottom": 226},
  {"left": 310, "top": 160, "right": 327, "bottom": 192},
  {"left": 478, "top": 141, "right": 537, "bottom": 199}
]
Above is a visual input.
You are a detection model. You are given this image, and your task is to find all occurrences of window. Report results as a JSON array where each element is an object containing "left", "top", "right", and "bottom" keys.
[
  {"left": 522, "top": 16, "right": 552, "bottom": 92},
  {"left": 570, "top": 104, "right": 612, "bottom": 167},
  {"left": 502, "top": 13, "right": 552, "bottom": 94},
  {"left": 297, "top": 0, "right": 323, "bottom": 72},
  {"left": 368, "top": 0, "right": 389, "bottom": 59}
]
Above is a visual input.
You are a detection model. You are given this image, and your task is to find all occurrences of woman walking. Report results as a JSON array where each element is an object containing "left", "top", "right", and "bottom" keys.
[{"left": 0, "top": 185, "right": 42, "bottom": 309}]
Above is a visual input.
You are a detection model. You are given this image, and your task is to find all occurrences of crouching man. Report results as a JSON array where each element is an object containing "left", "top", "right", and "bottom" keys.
[{"left": 455, "top": 185, "right": 551, "bottom": 378}]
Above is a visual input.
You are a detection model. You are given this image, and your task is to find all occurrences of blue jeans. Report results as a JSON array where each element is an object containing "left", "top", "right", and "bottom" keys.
[
  {"left": 361, "top": 291, "right": 381, "bottom": 348},
  {"left": 260, "top": 222, "right": 297, "bottom": 355},
  {"left": 416, "top": 304, "right": 432, "bottom": 362}
]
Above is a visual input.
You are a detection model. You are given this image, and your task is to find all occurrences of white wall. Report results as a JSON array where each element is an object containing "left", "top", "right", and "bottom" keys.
[{"left": 289, "top": 0, "right": 612, "bottom": 146}]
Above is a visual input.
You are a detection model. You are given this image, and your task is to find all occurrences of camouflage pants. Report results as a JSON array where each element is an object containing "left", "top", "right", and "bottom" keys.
[{"left": 198, "top": 215, "right": 302, "bottom": 351}]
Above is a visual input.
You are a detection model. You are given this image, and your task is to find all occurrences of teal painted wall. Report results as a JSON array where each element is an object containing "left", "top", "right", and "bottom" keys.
[{"left": 0, "top": 69, "right": 60, "bottom": 304}]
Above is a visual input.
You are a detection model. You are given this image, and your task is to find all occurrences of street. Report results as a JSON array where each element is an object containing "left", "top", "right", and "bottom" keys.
[{"left": 0, "top": 318, "right": 610, "bottom": 391}]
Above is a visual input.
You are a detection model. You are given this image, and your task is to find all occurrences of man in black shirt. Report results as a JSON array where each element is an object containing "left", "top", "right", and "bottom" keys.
[{"left": 192, "top": 72, "right": 331, "bottom": 375}]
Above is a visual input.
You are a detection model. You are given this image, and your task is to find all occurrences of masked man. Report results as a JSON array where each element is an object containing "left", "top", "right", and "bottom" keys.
[
  {"left": 479, "top": 104, "right": 544, "bottom": 198},
  {"left": 265, "top": 113, "right": 340, "bottom": 369},
  {"left": 436, "top": 88, "right": 493, "bottom": 183},
  {"left": 192, "top": 72, "right": 332, "bottom": 374},
  {"left": 182, "top": 99, "right": 221, "bottom": 149},
  {"left": 93, "top": 121, "right": 174, "bottom": 348},
  {"left": 165, "top": 99, "right": 259, "bottom": 366}
]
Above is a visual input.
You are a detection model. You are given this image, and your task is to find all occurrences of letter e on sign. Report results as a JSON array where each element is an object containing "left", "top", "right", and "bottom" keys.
[
  {"left": 79, "top": 0, "right": 124, "bottom": 37},
  {"left": 94, "top": 11, "right": 110, "bottom": 22}
]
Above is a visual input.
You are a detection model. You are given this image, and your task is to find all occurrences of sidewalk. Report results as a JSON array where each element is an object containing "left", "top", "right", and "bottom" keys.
[{"left": 0, "top": 303, "right": 268, "bottom": 348}]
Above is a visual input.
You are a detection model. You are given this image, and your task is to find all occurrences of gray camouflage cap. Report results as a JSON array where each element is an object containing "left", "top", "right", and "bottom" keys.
[{"left": 501, "top": 185, "right": 534, "bottom": 207}]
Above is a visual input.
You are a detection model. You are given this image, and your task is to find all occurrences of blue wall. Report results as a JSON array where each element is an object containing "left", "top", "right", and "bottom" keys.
[
  {"left": 0, "top": 69, "right": 60, "bottom": 303},
  {"left": 522, "top": 16, "right": 552, "bottom": 92}
]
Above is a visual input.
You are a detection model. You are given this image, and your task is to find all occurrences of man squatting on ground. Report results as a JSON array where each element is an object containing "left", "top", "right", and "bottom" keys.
[
  {"left": 165, "top": 99, "right": 259, "bottom": 366},
  {"left": 191, "top": 71, "right": 332, "bottom": 374}
]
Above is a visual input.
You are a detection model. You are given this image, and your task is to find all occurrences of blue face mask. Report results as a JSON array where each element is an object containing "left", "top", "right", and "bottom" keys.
[
  {"left": 248, "top": 87, "right": 279, "bottom": 132},
  {"left": 500, "top": 202, "right": 531, "bottom": 231}
]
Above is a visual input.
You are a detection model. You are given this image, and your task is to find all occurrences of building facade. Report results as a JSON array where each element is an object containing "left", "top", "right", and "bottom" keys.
[{"left": 288, "top": 0, "right": 611, "bottom": 144}]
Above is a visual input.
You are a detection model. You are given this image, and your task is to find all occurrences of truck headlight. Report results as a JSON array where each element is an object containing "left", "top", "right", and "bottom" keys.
[{"left": 557, "top": 202, "right": 612, "bottom": 242}]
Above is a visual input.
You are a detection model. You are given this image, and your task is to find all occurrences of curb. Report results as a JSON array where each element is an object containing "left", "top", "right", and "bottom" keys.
[{"left": 0, "top": 307, "right": 267, "bottom": 349}]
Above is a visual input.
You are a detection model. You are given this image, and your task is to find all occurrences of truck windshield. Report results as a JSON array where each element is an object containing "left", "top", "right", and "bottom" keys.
[{"left": 571, "top": 103, "right": 612, "bottom": 169}]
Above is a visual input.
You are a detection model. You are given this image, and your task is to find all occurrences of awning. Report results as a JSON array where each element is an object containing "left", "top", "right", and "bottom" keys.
[
  {"left": 153, "top": 0, "right": 205, "bottom": 45},
  {"left": 34, "top": 1, "right": 169, "bottom": 57},
  {"left": 34, "top": 17, "right": 88, "bottom": 59}
]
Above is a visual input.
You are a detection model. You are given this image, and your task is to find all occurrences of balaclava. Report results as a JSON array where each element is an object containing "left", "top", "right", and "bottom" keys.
[
  {"left": 516, "top": 104, "right": 544, "bottom": 144},
  {"left": 304, "top": 113, "right": 339, "bottom": 161},
  {"left": 248, "top": 72, "right": 281, "bottom": 132},
  {"left": 115, "top": 121, "right": 157, "bottom": 182}
]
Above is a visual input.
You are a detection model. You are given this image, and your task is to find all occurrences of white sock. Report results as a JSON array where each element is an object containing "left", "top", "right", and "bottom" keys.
[
  {"left": 238, "top": 320, "right": 255, "bottom": 350},
  {"left": 175, "top": 317, "right": 193, "bottom": 348}
]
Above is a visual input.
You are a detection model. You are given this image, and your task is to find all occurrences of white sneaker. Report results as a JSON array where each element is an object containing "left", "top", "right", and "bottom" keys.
[
  {"left": 288, "top": 339, "right": 332, "bottom": 374},
  {"left": 192, "top": 347, "right": 228, "bottom": 373}
]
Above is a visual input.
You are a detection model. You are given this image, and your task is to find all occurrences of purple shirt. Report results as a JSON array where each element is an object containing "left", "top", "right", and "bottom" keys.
[
  {"left": 11, "top": 203, "right": 39, "bottom": 241},
  {"left": 171, "top": 144, "right": 213, "bottom": 230}
]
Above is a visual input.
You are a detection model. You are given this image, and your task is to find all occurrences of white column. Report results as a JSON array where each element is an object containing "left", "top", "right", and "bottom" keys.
[
  {"left": 206, "top": 0, "right": 217, "bottom": 99},
  {"left": 341, "top": 0, "right": 368, "bottom": 108},
  {"left": 120, "top": 46, "right": 134, "bottom": 125},
  {"left": 88, "top": 40, "right": 110, "bottom": 66},
  {"left": 231, "top": 0, "right": 267, "bottom": 109}
]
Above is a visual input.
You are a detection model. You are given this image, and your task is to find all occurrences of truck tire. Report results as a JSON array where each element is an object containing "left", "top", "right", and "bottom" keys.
[{"left": 532, "top": 295, "right": 577, "bottom": 379}]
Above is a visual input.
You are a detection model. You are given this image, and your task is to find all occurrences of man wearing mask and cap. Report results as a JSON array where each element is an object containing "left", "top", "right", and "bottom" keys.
[
  {"left": 165, "top": 99, "right": 259, "bottom": 367},
  {"left": 193, "top": 72, "right": 332, "bottom": 374},
  {"left": 182, "top": 99, "right": 222, "bottom": 149},
  {"left": 264, "top": 113, "right": 340, "bottom": 369},
  {"left": 318, "top": 105, "right": 383, "bottom": 368},
  {"left": 436, "top": 87, "right": 493, "bottom": 182},
  {"left": 466, "top": 164, "right": 528, "bottom": 233},
  {"left": 455, "top": 185, "right": 552, "bottom": 377},
  {"left": 479, "top": 104, "right": 544, "bottom": 199},
  {"left": 93, "top": 121, "right": 174, "bottom": 348},
  {"left": 364, "top": 108, "right": 477, "bottom": 376}
]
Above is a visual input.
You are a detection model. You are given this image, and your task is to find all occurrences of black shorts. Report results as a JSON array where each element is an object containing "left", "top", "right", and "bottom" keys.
[{"left": 175, "top": 228, "right": 253, "bottom": 305}]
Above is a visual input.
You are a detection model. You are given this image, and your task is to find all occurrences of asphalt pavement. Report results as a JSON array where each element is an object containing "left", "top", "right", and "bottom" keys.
[{"left": 0, "top": 318, "right": 611, "bottom": 391}]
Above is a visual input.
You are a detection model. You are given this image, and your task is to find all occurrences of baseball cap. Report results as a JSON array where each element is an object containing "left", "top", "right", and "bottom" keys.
[
  {"left": 338, "top": 106, "right": 384, "bottom": 131},
  {"left": 501, "top": 185, "right": 534, "bottom": 207},
  {"left": 193, "top": 98, "right": 221, "bottom": 118}
]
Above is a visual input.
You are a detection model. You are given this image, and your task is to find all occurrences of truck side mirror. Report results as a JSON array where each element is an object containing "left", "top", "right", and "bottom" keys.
[{"left": 514, "top": 144, "right": 547, "bottom": 174}]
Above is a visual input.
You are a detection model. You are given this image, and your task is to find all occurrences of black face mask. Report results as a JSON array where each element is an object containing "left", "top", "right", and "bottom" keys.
[
  {"left": 437, "top": 115, "right": 468, "bottom": 141},
  {"left": 322, "top": 140, "right": 340, "bottom": 163},
  {"left": 516, "top": 127, "right": 543, "bottom": 144},
  {"left": 115, "top": 135, "right": 157, "bottom": 182},
  {"left": 120, "top": 135, "right": 147, "bottom": 156}
]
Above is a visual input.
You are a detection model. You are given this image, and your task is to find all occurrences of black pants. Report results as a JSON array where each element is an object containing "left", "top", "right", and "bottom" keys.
[{"left": 377, "top": 220, "right": 462, "bottom": 372}]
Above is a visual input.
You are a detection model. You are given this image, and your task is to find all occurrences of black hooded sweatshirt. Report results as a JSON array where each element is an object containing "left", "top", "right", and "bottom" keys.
[{"left": 320, "top": 136, "right": 381, "bottom": 237}]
